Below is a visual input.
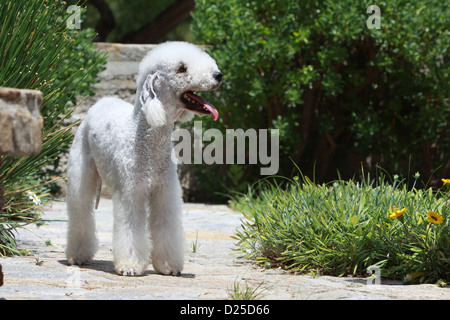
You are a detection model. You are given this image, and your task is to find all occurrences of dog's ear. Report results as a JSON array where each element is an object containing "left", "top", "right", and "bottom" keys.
[{"left": 139, "top": 73, "right": 166, "bottom": 127}]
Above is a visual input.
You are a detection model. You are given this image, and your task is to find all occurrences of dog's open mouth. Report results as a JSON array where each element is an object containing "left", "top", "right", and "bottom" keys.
[{"left": 181, "top": 91, "right": 219, "bottom": 121}]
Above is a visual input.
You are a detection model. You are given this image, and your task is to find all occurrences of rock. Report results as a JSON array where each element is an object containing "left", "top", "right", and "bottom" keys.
[{"left": 0, "top": 87, "right": 43, "bottom": 156}]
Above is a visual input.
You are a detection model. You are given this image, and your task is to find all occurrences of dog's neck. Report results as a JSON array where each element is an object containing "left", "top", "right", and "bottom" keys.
[
  {"left": 134, "top": 108, "right": 174, "bottom": 152},
  {"left": 133, "top": 95, "right": 183, "bottom": 127}
]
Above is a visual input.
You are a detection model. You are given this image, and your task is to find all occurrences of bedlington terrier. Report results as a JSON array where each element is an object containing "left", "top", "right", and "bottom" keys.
[{"left": 65, "top": 42, "right": 222, "bottom": 276}]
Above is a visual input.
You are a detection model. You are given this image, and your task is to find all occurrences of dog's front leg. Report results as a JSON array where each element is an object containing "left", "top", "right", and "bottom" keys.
[
  {"left": 149, "top": 172, "right": 185, "bottom": 276},
  {"left": 112, "top": 192, "right": 151, "bottom": 276}
]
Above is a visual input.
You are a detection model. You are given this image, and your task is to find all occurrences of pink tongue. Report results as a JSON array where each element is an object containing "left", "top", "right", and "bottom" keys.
[
  {"left": 186, "top": 92, "right": 219, "bottom": 121},
  {"left": 203, "top": 102, "right": 219, "bottom": 121}
]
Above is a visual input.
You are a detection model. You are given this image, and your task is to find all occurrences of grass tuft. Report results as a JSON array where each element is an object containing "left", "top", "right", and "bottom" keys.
[
  {"left": 233, "top": 171, "right": 450, "bottom": 284},
  {"left": 227, "top": 279, "right": 267, "bottom": 300}
]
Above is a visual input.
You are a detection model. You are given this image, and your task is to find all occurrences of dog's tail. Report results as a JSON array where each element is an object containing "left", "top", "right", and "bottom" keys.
[{"left": 95, "top": 179, "right": 102, "bottom": 210}]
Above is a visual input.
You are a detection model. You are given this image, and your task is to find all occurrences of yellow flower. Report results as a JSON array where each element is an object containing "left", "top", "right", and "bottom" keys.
[
  {"left": 442, "top": 179, "right": 450, "bottom": 186},
  {"left": 427, "top": 211, "right": 444, "bottom": 225},
  {"left": 389, "top": 208, "right": 406, "bottom": 219}
]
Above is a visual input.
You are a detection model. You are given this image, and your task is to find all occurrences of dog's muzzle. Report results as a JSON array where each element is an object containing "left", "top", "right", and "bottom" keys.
[{"left": 180, "top": 71, "right": 223, "bottom": 121}]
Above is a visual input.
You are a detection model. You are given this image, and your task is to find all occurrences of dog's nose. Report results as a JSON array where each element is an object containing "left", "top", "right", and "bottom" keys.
[{"left": 213, "top": 71, "right": 223, "bottom": 83}]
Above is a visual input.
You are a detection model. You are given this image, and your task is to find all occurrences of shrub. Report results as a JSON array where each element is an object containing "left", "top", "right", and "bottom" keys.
[
  {"left": 191, "top": 0, "right": 449, "bottom": 191},
  {"left": 0, "top": 0, "right": 107, "bottom": 255},
  {"left": 234, "top": 172, "right": 450, "bottom": 284}
]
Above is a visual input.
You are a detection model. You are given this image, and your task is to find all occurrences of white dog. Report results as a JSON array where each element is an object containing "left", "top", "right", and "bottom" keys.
[{"left": 65, "top": 42, "right": 222, "bottom": 276}]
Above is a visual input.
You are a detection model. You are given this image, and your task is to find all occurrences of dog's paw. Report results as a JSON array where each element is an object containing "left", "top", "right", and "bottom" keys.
[
  {"left": 65, "top": 239, "right": 98, "bottom": 266},
  {"left": 171, "top": 270, "right": 182, "bottom": 277},
  {"left": 67, "top": 256, "right": 92, "bottom": 266},
  {"left": 153, "top": 260, "right": 182, "bottom": 276},
  {"left": 115, "top": 263, "right": 146, "bottom": 276},
  {"left": 155, "top": 267, "right": 181, "bottom": 276},
  {"left": 118, "top": 268, "right": 137, "bottom": 276}
]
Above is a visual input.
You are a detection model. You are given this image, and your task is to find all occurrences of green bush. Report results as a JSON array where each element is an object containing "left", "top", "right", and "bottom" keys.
[
  {"left": 0, "top": 0, "right": 107, "bottom": 255},
  {"left": 191, "top": 0, "right": 449, "bottom": 191},
  {"left": 234, "top": 173, "right": 449, "bottom": 284}
]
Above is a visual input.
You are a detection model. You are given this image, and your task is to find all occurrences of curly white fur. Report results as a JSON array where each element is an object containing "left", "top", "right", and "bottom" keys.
[{"left": 65, "top": 42, "right": 222, "bottom": 276}]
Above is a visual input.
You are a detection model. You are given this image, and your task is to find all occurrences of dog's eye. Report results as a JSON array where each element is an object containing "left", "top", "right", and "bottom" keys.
[{"left": 176, "top": 64, "right": 187, "bottom": 74}]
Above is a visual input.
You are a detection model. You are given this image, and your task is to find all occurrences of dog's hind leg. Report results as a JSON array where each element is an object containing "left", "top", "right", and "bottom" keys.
[{"left": 65, "top": 130, "right": 100, "bottom": 266}]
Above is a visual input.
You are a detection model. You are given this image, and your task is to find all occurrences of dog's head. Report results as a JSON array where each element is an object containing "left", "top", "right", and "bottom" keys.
[{"left": 136, "top": 42, "right": 223, "bottom": 128}]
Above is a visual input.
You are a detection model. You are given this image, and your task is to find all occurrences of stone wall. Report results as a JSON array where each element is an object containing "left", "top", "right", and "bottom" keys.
[
  {"left": 73, "top": 43, "right": 157, "bottom": 122},
  {"left": 0, "top": 87, "right": 43, "bottom": 156}
]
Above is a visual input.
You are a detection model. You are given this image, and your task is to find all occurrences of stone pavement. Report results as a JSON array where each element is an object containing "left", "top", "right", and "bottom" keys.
[{"left": 0, "top": 199, "right": 448, "bottom": 300}]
